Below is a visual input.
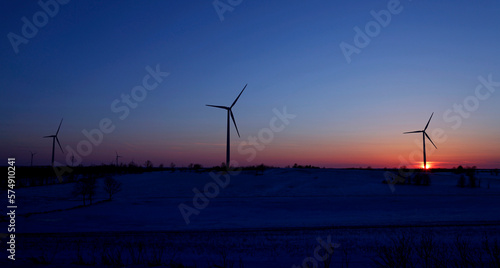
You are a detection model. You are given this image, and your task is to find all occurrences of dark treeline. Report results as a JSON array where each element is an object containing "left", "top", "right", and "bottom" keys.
[
  {"left": 2, "top": 164, "right": 153, "bottom": 189},
  {"left": 384, "top": 165, "right": 499, "bottom": 187},
  {"left": 3, "top": 163, "right": 497, "bottom": 190},
  {"left": 2, "top": 162, "right": 278, "bottom": 189}
]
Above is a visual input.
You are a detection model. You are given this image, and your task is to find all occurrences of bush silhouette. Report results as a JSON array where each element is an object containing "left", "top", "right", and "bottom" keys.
[{"left": 103, "top": 177, "right": 122, "bottom": 200}]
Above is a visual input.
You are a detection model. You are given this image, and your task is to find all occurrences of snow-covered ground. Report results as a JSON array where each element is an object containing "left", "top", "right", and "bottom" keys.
[
  {"left": 14, "top": 169, "right": 500, "bottom": 232},
  {"left": 4, "top": 169, "right": 500, "bottom": 267}
]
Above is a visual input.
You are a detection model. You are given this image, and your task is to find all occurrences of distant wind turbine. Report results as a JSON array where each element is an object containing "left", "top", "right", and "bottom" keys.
[
  {"left": 115, "top": 151, "right": 122, "bottom": 166},
  {"left": 404, "top": 113, "right": 437, "bottom": 170},
  {"left": 206, "top": 84, "right": 247, "bottom": 169},
  {"left": 30, "top": 151, "right": 37, "bottom": 167},
  {"left": 43, "top": 118, "right": 64, "bottom": 167}
]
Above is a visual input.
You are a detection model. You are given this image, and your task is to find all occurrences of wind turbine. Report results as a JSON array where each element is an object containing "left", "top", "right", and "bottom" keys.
[
  {"left": 43, "top": 118, "right": 64, "bottom": 167},
  {"left": 30, "top": 151, "right": 37, "bottom": 167},
  {"left": 404, "top": 113, "right": 437, "bottom": 170},
  {"left": 206, "top": 84, "right": 247, "bottom": 169},
  {"left": 115, "top": 151, "right": 122, "bottom": 166}
]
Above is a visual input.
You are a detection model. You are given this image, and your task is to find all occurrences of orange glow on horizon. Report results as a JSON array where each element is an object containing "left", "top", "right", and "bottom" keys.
[{"left": 422, "top": 162, "right": 434, "bottom": 169}]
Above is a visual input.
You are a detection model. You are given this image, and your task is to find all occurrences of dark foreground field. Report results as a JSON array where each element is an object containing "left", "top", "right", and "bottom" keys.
[
  {"left": 2, "top": 169, "right": 500, "bottom": 267},
  {"left": 3, "top": 224, "right": 500, "bottom": 267}
]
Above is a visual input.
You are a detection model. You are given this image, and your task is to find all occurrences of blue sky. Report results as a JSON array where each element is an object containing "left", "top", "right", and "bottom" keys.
[{"left": 1, "top": 0, "right": 499, "bottom": 168}]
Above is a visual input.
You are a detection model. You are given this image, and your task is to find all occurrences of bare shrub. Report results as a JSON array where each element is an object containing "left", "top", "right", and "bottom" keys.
[{"left": 103, "top": 177, "right": 122, "bottom": 200}]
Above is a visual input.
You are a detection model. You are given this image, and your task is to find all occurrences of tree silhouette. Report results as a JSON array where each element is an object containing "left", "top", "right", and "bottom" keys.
[
  {"left": 103, "top": 177, "right": 122, "bottom": 200},
  {"left": 72, "top": 176, "right": 97, "bottom": 206},
  {"left": 72, "top": 180, "right": 86, "bottom": 206}
]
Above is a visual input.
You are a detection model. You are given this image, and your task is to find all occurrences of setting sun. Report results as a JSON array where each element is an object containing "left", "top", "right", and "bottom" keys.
[{"left": 422, "top": 162, "right": 433, "bottom": 169}]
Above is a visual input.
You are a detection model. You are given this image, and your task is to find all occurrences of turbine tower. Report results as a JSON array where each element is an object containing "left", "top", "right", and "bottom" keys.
[
  {"left": 404, "top": 113, "right": 437, "bottom": 170},
  {"left": 206, "top": 84, "right": 247, "bottom": 169},
  {"left": 30, "top": 151, "right": 37, "bottom": 167},
  {"left": 43, "top": 118, "right": 64, "bottom": 167},
  {"left": 115, "top": 151, "right": 122, "bottom": 166}
]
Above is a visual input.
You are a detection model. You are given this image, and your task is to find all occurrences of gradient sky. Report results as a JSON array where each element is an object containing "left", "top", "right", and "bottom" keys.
[{"left": 1, "top": 0, "right": 499, "bottom": 168}]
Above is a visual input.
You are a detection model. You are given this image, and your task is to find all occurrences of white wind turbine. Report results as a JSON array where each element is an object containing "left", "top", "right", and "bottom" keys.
[
  {"left": 30, "top": 151, "right": 37, "bottom": 167},
  {"left": 43, "top": 118, "right": 64, "bottom": 167},
  {"left": 206, "top": 84, "right": 247, "bottom": 169},
  {"left": 404, "top": 113, "right": 437, "bottom": 170},
  {"left": 115, "top": 151, "right": 122, "bottom": 167}
]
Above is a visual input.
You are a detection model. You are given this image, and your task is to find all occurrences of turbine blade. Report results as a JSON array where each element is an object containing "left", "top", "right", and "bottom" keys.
[
  {"left": 56, "top": 118, "right": 63, "bottom": 135},
  {"left": 230, "top": 110, "right": 240, "bottom": 138},
  {"left": 206, "top": 105, "right": 229, "bottom": 110},
  {"left": 56, "top": 137, "right": 64, "bottom": 153},
  {"left": 424, "top": 132, "right": 437, "bottom": 149},
  {"left": 230, "top": 84, "right": 247, "bottom": 108},
  {"left": 403, "top": 130, "right": 422, "bottom": 134},
  {"left": 43, "top": 135, "right": 53, "bottom": 138},
  {"left": 424, "top": 112, "right": 433, "bottom": 131}
]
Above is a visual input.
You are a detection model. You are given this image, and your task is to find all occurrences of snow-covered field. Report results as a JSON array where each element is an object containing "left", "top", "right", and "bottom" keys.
[{"left": 4, "top": 169, "right": 500, "bottom": 267}]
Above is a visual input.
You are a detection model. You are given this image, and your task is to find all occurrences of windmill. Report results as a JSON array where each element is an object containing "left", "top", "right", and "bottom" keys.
[
  {"left": 43, "top": 118, "right": 64, "bottom": 167},
  {"left": 115, "top": 151, "right": 122, "bottom": 167},
  {"left": 404, "top": 113, "right": 437, "bottom": 170},
  {"left": 206, "top": 84, "right": 247, "bottom": 169},
  {"left": 30, "top": 151, "right": 37, "bottom": 167}
]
